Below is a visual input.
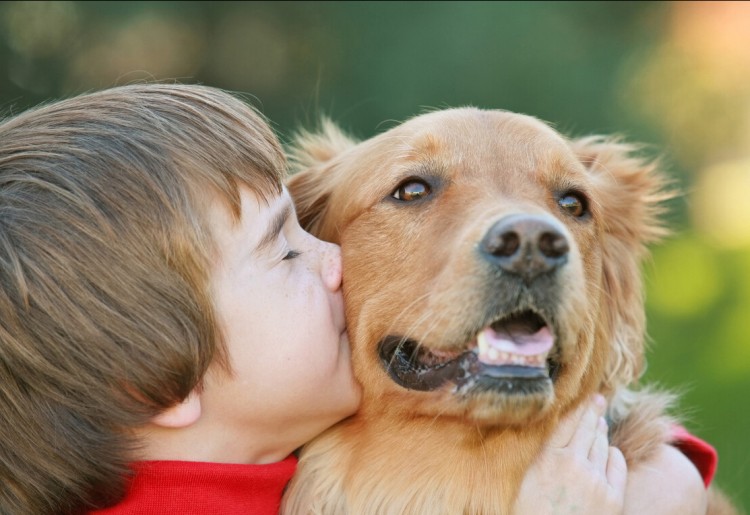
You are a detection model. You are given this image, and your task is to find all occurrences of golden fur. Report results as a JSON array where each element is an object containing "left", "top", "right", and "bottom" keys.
[{"left": 281, "top": 109, "right": 736, "bottom": 514}]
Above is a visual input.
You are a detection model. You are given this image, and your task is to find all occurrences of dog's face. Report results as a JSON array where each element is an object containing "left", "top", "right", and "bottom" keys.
[{"left": 290, "top": 108, "right": 666, "bottom": 427}]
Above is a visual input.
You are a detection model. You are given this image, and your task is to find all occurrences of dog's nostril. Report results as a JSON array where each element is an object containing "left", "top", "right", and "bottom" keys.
[
  {"left": 538, "top": 231, "right": 569, "bottom": 258},
  {"left": 495, "top": 231, "right": 520, "bottom": 257},
  {"left": 483, "top": 229, "right": 520, "bottom": 258}
]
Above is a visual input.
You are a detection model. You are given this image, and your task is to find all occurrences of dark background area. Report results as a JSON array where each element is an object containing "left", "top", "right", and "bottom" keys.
[{"left": 1, "top": 1, "right": 748, "bottom": 507}]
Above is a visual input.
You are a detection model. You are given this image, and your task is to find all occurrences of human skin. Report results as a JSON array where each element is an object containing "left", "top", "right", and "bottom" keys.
[{"left": 137, "top": 186, "right": 361, "bottom": 464}]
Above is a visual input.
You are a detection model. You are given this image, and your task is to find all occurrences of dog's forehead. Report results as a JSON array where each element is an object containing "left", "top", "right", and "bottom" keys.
[
  {"left": 382, "top": 108, "right": 579, "bottom": 172},
  {"left": 327, "top": 109, "right": 590, "bottom": 224}
]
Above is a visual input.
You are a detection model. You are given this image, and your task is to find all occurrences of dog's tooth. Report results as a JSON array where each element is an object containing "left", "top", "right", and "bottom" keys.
[
  {"left": 477, "top": 332, "right": 489, "bottom": 354},
  {"left": 526, "top": 354, "right": 546, "bottom": 366},
  {"left": 476, "top": 332, "right": 551, "bottom": 367}
]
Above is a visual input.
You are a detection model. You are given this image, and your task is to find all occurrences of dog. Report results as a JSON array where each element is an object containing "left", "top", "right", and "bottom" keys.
[{"left": 281, "top": 108, "right": 737, "bottom": 514}]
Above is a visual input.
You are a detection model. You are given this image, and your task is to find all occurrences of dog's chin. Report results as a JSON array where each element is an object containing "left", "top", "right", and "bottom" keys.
[{"left": 378, "top": 309, "right": 561, "bottom": 423}]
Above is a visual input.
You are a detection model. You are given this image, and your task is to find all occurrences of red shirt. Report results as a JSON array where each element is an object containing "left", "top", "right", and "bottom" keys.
[
  {"left": 672, "top": 425, "right": 718, "bottom": 487},
  {"left": 91, "top": 456, "right": 297, "bottom": 515},
  {"left": 90, "top": 428, "right": 716, "bottom": 513}
]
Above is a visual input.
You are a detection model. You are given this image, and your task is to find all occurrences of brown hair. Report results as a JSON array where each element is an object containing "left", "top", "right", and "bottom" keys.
[{"left": 0, "top": 84, "right": 285, "bottom": 513}]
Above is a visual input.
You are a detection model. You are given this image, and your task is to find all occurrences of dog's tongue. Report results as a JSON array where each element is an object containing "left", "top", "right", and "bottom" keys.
[{"left": 476, "top": 325, "right": 553, "bottom": 367}]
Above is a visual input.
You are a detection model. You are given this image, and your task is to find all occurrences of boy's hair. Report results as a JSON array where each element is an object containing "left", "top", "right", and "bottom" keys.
[{"left": 0, "top": 84, "right": 285, "bottom": 513}]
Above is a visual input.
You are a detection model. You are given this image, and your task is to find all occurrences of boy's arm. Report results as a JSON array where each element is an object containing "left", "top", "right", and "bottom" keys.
[
  {"left": 624, "top": 442, "right": 708, "bottom": 515},
  {"left": 622, "top": 426, "right": 717, "bottom": 515}
]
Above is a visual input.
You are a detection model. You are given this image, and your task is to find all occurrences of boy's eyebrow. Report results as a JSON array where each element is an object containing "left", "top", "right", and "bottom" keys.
[{"left": 255, "top": 201, "right": 292, "bottom": 254}]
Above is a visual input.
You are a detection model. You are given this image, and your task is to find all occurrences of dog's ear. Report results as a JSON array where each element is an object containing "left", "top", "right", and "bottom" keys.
[
  {"left": 571, "top": 136, "right": 674, "bottom": 394},
  {"left": 287, "top": 119, "right": 358, "bottom": 239}
]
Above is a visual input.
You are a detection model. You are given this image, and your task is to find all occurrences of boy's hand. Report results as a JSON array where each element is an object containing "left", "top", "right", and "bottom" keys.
[{"left": 513, "top": 395, "right": 627, "bottom": 515}]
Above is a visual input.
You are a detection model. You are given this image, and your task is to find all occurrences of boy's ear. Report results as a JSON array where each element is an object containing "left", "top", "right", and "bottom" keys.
[
  {"left": 150, "top": 390, "right": 202, "bottom": 429},
  {"left": 571, "top": 136, "right": 674, "bottom": 393}
]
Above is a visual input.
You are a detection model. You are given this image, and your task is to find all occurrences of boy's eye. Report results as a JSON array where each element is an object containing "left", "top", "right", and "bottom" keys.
[{"left": 282, "top": 250, "right": 301, "bottom": 261}]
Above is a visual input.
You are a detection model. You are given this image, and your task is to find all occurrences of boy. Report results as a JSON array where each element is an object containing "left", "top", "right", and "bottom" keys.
[{"left": 0, "top": 84, "right": 708, "bottom": 514}]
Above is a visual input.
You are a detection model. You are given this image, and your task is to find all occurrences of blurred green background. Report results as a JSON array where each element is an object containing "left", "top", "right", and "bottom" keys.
[{"left": 1, "top": 1, "right": 747, "bottom": 508}]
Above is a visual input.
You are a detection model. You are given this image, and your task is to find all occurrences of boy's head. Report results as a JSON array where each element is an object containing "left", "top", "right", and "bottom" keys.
[{"left": 0, "top": 84, "right": 286, "bottom": 513}]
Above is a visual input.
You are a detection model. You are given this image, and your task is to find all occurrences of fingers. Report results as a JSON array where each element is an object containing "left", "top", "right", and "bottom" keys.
[
  {"left": 547, "top": 394, "right": 606, "bottom": 448},
  {"left": 568, "top": 394, "right": 607, "bottom": 455},
  {"left": 587, "top": 416, "right": 610, "bottom": 470},
  {"left": 518, "top": 395, "right": 628, "bottom": 515},
  {"left": 606, "top": 446, "right": 628, "bottom": 504}
]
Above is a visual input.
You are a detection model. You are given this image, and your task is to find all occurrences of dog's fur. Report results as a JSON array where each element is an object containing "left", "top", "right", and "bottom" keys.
[{"left": 281, "top": 108, "right": 736, "bottom": 514}]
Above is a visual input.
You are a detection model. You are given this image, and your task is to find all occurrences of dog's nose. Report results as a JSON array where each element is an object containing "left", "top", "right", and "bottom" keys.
[{"left": 480, "top": 214, "right": 569, "bottom": 281}]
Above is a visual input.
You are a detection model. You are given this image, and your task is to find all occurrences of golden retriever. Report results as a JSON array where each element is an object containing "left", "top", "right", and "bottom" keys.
[{"left": 281, "top": 108, "right": 737, "bottom": 514}]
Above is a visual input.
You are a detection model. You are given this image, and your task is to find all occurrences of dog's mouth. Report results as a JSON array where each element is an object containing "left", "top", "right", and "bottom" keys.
[{"left": 378, "top": 310, "right": 561, "bottom": 393}]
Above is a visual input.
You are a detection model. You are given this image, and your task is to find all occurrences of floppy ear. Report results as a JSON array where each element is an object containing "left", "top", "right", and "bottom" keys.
[
  {"left": 571, "top": 136, "right": 674, "bottom": 394},
  {"left": 287, "top": 119, "right": 358, "bottom": 240}
]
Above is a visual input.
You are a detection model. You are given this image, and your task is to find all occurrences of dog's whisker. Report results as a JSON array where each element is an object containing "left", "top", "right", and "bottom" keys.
[
  {"left": 385, "top": 292, "right": 435, "bottom": 336},
  {"left": 381, "top": 291, "right": 439, "bottom": 372},
  {"left": 383, "top": 290, "right": 434, "bottom": 338}
]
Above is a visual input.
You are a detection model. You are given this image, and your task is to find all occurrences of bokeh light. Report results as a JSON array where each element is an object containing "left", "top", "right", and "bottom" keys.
[
  {"left": 648, "top": 235, "right": 723, "bottom": 316},
  {"left": 693, "top": 159, "right": 750, "bottom": 249}
]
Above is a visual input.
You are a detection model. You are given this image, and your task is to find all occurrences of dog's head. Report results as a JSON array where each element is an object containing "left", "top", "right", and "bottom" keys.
[{"left": 289, "top": 108, "right": 669, "bottom": 427}]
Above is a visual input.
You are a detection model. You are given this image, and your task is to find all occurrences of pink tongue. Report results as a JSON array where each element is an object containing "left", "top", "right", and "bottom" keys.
[{"left": 480, "top": 325, "right": 553, "bottom": 356}]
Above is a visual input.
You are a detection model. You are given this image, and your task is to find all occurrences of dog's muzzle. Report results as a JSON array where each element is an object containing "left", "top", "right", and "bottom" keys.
[{"left": 377, "top": 214, "right": 569, "bottom": 395}]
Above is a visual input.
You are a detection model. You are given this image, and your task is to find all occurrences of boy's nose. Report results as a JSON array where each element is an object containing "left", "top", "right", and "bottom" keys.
[{"left": 321, "top": 241, "right": 342, "bottom": 291}]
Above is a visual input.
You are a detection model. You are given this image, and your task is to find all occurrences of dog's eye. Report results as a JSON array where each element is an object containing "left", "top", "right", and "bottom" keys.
[
  {"left": 392, "top": 180, "right": 431, "bottom": 202},
  {"left": 558, "top": 193, "right": 588, "bottom": 217}
]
